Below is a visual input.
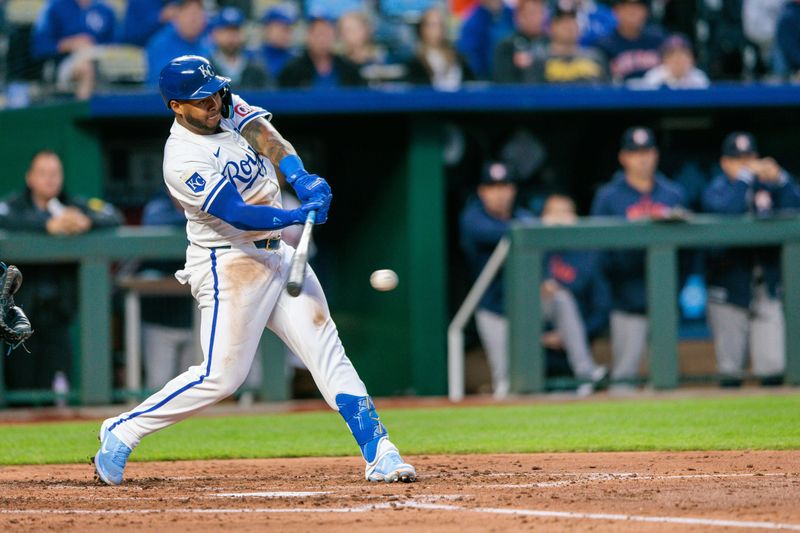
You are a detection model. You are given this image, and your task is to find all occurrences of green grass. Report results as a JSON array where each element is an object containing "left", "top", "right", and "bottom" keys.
[{"left": 1, "top": 394, "right": 799, "bottom": 465}]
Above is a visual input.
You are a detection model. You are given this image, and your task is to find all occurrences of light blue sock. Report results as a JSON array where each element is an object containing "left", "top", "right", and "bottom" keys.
[{"left": 336, "top": 393, "right": 387, "bottom": 463}]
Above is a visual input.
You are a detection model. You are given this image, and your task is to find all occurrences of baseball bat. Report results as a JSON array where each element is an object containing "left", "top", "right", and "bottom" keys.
[{"left": 286, "top": 210, "right": 316, "bottom": 297}]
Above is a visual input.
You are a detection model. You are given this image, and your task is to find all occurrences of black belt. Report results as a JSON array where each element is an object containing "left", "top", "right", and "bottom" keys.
[{"left": 205, "top": 237, "right": 281, "bottom": 250}]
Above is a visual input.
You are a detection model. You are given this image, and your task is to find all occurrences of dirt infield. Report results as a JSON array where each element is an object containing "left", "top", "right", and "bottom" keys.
[{"left": 1, "top": 451, "right": 799, "bottom": 531}]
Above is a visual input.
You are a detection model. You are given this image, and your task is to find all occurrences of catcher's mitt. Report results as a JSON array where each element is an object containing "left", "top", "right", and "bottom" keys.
[{"left": 0, "top": 263, "right": 33, "bottom": 353}]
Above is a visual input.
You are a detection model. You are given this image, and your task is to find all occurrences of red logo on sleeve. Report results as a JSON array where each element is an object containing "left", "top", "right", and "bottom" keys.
[{"left": 234, "top": 103, "right": 252, "bottom": 116}]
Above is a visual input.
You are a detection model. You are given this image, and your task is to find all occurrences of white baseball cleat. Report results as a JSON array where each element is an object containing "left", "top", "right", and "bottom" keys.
[{"left": 365, "top": 437, "right": 417, "bottom": 483}]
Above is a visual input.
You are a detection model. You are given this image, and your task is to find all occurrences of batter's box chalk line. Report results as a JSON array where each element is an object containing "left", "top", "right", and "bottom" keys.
[{"left": 3, "top": 500, "right": 800, "bottom": 530}]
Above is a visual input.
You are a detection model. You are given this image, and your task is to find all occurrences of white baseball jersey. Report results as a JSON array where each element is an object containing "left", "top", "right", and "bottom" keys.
[{"left": 163, "top": 94, "right": 282, "bottom": 247}]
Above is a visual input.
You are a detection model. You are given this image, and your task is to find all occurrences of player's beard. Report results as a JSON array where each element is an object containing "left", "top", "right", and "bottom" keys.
[{"left": 185, "top": 112, "right": 223, "bottom": 135}]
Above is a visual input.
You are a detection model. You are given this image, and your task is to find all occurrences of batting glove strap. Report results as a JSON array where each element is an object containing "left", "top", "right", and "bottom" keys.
[{"left": 279, "top": 155, "right": 305, "bottom": 184}]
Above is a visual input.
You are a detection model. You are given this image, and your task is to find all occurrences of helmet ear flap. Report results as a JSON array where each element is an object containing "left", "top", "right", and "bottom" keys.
[{"left": 219, "top": 86, "right": 233, "bottom": 119}]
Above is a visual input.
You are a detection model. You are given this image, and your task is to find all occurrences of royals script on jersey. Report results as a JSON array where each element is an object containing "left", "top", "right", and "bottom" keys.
[{"left": 163, "top": 94, "right": 282, "bottom": 247}]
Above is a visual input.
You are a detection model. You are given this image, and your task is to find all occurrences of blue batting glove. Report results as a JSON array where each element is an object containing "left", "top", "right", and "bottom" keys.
[
  {"left": 286, "top": 199, "right": 324, "bottom": 225},
  {"left": 314, "top": 194, "right": 332, "bottom": 224},
  {"left": 279, "top": 155, "right": 332, "bottom": 203}
]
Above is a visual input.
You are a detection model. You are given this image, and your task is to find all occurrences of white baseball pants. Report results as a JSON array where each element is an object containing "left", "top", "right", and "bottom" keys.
[{"left": 109, "top": 241, "right": 367, "bottom": 448}]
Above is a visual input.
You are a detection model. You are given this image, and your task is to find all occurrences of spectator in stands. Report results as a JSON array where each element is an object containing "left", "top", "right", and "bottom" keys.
[
  {"left": 259, "top": 4, "right": 298, "bottom": 80},
  {"left": 405, "top": 7, "right": 473, "bottom": 90},
  {"left": 137, "top": 189, "right": 196, "bottom": 391},
  {"left": 459, "top": 161, "right": 534, "bottom": 399},
  {"left": 145, "top": 0, "right": 210, "bottom": 85},
  {"left": 638, "top": 33, "right": 710, "bottom": 89},
  {"left": 702, "top": 132, "right": 800, "bottom": 387},
  {"left": 590, "top": 127, "right": 686, "bottom": 392},
  {"left": 122, "top": 0, "right": 178, "bottom": 47},
  {"left": 457, "top": 0, "right": 515, "bottom": 80},
  {"left": 776, "top": 0, "right": 800, "bottom": 79},
  {"left": 540, "top": 193, "right": 610, "bottom": 396},
  {"left": 529, "top": 3, "right": 608, "bottom": 84},
  {"left": 0, "top": 149, "right": 122, "bottom": 395},
  {"left": 743, "top": 0, "right": 787, "bottom": 76},
  {"left": 574, "top": 0, "right": 617, "bottom": 47},
  {"left": 278, "top": 16, "right": 365, "bottom": 88},
  {"left": 492, "top": 0, "right": 547, "bottom": 84},
  {"left": 31, "top": 0, "right": 117, "bottom": 100},
  {"left": 209, "top": 6, "right": 269, "bottom": 88},
  {"left": 596, "top": 0, "right": 665, "bottom": 83},
  {"left": 338, "top": 10, "right": 387, "bottom": 82}
]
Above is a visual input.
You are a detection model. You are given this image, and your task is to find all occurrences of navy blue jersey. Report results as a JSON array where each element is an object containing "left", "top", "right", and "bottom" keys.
[
  {"left": 596, "top": 26, "right": 665, "bottom": 81},
  {"left": 591, "top": 171, "right": 686, "bottom": 313},
  {"left": 702, "top": 170, "right": 800, "bottom": 308},
  {"left": 32, "top": 0, "right": 116, "bottom": 59},
  {"left": 545, "top": 250, "right": 611, "bottom": 337},
  {"left": 459, "top": 196, "right": 534, "bottom": 314}
]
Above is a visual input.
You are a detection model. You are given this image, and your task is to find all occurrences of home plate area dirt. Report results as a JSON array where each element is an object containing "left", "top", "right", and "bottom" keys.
[{"left": 1, "top": 451, "right": 799, "bottom": 531}]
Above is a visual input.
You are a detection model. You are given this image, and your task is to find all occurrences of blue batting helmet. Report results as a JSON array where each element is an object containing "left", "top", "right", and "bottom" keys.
[{"left": 158, "top": 55, "right": 231, "bottom": 111}]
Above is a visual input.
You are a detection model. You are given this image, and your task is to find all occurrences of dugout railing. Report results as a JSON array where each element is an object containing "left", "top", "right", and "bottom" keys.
[
  {"left": 0, "top": 227, "right": 290, "bottom": 406},
  {"left": 496, "top": 214, "right": 800, "bottom": 396}
]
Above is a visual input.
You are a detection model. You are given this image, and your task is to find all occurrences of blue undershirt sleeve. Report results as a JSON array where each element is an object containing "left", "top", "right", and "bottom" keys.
[{"left": 205, "top": 180, "right": 302, "bottom": 231}]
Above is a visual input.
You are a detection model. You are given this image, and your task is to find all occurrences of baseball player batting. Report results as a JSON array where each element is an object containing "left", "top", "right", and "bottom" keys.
[{"left": 93, "top": 55, "right": 416, "bottom": 485}]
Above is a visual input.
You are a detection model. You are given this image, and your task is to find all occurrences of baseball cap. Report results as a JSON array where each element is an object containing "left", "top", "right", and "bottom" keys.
[
  {"left": 480, "top": 161, "right": 516, "bottom": 185},
  {"left": 261, "top": 4, "right": 298, "bottom": 25},
  {"left": 660, "top": 33, "right": 692, "bottom": 55},
  {"left": 620, "top": 127, "right": 656, "bottom": 151},
  {"left": 721, "top": 132, "right": 759, "bottom": 157},
  {"left": 211, "top": 7, "right": 244, "bottom": 29}
]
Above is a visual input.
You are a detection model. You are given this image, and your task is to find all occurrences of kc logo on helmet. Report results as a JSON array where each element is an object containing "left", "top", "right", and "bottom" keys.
[
  {"left": 184, "top": 172, "right": 207, "bottom": 193},
  {"left": 198, "top": 64, "right": 214, "bottom": 79}
]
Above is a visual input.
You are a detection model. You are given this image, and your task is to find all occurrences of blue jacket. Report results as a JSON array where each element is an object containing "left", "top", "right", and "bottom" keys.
[
  {"left": 260, "top": 44, "right": 296, "bottom": 79},
  {"left": 146, "top": 23, "right": 211, "bottom": 85},
  {"left": 578, "top": 2, "right": 617, "bottom": 47},
  {"left": 122, "top": 0, "right": 169, "bottom": 46},
  {"left": 456, "top": 4, "right": 514, "bottom": 79},
  {"left": 591, "top": 171, "right": 686, "bottom": 313},
  {"left": 459, "top": 196, "right": 533, "bottom": 314},
  {"left": 777, "top": 2, "right": 800, "bottom": 72},
  {"left": 545, "top": 250, "right": 611, "bottom": 337},
  {"left": 32, "top": 0, "right": 116, "bottom": 59},
  {"left": 596, "top": 26, "right": 664, "bottom": 81},
  {"left": 702, "top": 169, "right": 800, "bottom": 308}
]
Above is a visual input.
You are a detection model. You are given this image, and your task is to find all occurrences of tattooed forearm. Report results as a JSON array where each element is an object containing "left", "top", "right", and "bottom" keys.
[{"left": 241, "top": 117, "right": 297, "bottom": 167}]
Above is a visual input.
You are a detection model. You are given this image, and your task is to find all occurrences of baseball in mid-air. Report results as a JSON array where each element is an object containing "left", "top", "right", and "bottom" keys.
[{"left": 370, "top": 269, "right": 398, "bottom": 291}]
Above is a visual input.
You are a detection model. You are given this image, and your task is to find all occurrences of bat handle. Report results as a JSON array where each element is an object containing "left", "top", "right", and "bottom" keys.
[{"left": 286, "top": 210, "right": 316, "bottom": 297}]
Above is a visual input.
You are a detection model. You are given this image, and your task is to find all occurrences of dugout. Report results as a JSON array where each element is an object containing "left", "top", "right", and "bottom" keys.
[{"left": 1, "top": 84, "right": 799, "bottom": 404}]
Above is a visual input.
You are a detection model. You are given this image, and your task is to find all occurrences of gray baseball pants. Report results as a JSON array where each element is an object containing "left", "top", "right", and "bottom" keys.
[
  {"left": 475, "top": 289, "right": 599, "bottom": 398},
  {"left": 610, "top": 311, "right": 648, "bottom": 381},
  {"left": 707, "top": 285, "right": 785, "bottom": 378}
]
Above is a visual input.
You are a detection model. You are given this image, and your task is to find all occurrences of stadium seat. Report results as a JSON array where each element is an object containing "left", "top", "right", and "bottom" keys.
[
  {"left": 5, "top": 0, "right": 45, "bottom": 25},
  {"left": 96, "top": 45, "right": 146, "bottom": 85},
  {"left": 104, "top": 0, "right": 128, "bottom": 22}
]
